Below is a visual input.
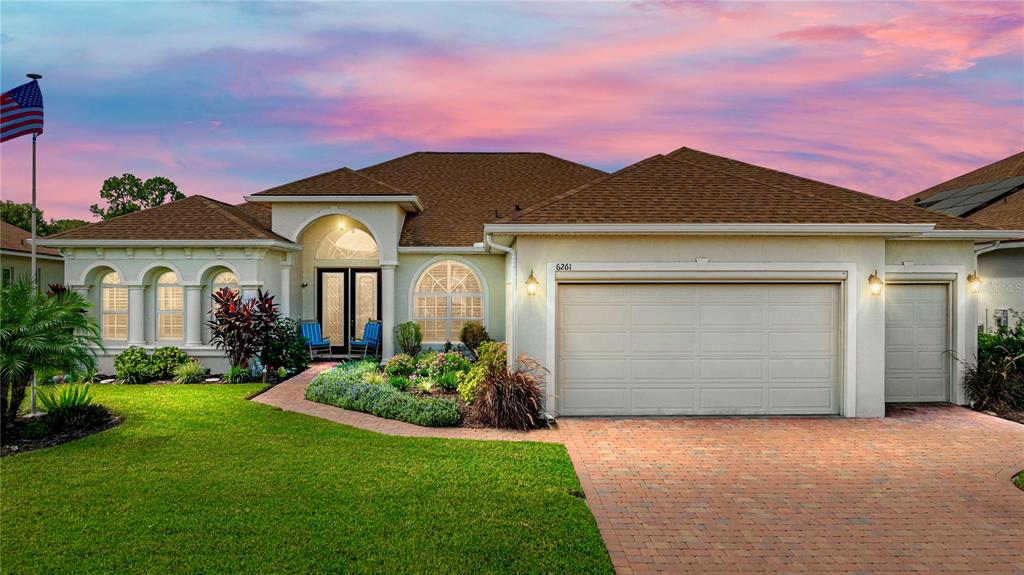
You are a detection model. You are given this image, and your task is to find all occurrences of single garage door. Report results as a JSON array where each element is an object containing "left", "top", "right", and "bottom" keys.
[
  {"left": 884, "top": 284, "right": 949, "bottom": 402},
  {"left": 557, "top": 283, "right": 841, "bottom": 415}
]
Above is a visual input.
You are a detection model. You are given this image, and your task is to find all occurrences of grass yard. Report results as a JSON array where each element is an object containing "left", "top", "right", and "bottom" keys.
[{"left": 1, "top": 384, "right": 611, "bottom": 575}]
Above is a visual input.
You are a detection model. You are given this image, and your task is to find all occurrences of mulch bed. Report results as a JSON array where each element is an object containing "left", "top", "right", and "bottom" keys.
[
  {"left": 1, "top": 414, "right": 123, "bottom": 458},
  {"left": 982, "top": 408, "right": 1024, "bottom": 425}
]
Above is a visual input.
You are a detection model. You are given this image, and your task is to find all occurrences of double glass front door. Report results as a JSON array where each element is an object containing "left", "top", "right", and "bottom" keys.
[{"left": 317, "top": 268, "right": 380, "bottom": 354}]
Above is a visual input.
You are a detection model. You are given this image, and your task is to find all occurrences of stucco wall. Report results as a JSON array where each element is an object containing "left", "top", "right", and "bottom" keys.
[
  {"left": 0, "top": 252, "right": 63, "bottom": 287},
  {"left": 512, "top": 234, "right": 979, "bottom": 418},
  {"left": 976, "top": 247, "right": 1024, "bottom": 329}
]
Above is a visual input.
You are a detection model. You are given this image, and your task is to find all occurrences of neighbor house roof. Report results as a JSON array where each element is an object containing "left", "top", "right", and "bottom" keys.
[
  {"left": 358, "top": 152, "right": 607, "bottom": 246},
  {"left": 500, "top": 147, "right": 990, "bottom": 231},
  {"left": 1, "top": 221, "right": 61, "bottom": 256},
  {"left": 42, "top": 195, "right": 292, "bottom": 243},
  {"left": 250, "top": 166, "right": 409, "bottom": 197},
  {"left": 899, "top": 151, "right": 1024, "bottom": 231}
]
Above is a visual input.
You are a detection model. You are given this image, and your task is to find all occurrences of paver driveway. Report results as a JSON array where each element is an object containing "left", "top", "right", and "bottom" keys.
[{"left": 558, "top": 405, "right": 1024, "bottom": 575}]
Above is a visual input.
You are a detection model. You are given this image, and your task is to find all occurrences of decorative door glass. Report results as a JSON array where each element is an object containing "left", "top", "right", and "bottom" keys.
[
  {"left": 354, "top": 272, "right": 378, "bottom": 339},
  {"left": 322, "top": 272, "right": 346, "bottom": 343}
]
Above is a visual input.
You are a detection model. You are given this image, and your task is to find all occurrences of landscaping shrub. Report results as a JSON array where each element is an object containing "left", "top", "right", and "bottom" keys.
[
  {"left": 38, "top": 383, "right": 93, "bottom": 412},
  {"left": 208, "top": 287, "right": 278, "bottom": 368},
  {"left": 964, "top": 316, "right": 1024, "bottom": 412},
  {"left": 42, "top": 404, "right": 111, "bottom": 434},
  {"left": 434, "top": 372, "right": 459, "bottom": 393},
  {"left": 469, "top": 353, "right": 545, "bottom": 431},
  {"left": 306, "top": 361, "right": 460, "bottom": 427},
  {"left": 388, "top": 375, "right": 411, "bottom": 392},
  {"left": 383, "top": 354, "right": 417, "bottom": 377},
  {"left": 221, "top": 366, "right": 250, "bottom": 384},
  {"left": 114, "top": 346, "right": 155, "bottom": 385},
  {"left": 427, "top": 351, "right": 471, "bottom": 378},
  {"left": 151, "top": 346, "right": 190, "bottom": 379},
  {"left": 458, "top": 341, "right": 507, "bottom": 404},
  {"left": 415, "top": 352, "right": 437, "bottom": 377},
  {"left": 394, "top": 322, "right": 422, "bottom": 356},
  {"left": 362, "top": 371, "right": 387, "bottom": 386},
  {"left": 260, "top": 317, "right": 309, "bottom": 375},
  {"left": 1, "top": 278, "right": 102, "bottom": 429},
  {"left": 460, "top": 321, "right": 490, "bottom": 359},
  {"left": 173, "top": 359, "right": 208, "bottom": 384}
]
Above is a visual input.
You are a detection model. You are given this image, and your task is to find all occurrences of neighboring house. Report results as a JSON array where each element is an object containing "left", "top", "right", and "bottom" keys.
[
  {"left": 40, "top": 148, "right": 1019, "bottom": 418},
  {"left": 0, "top": 221, "right": 63, "bottom": 287},
  {"left": 901, "top": 151, "right": 1024, "bottom": 331}
]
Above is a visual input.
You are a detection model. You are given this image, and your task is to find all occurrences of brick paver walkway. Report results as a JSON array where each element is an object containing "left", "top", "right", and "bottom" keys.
[{"left": 254, "top": 366, "right": 1024, "bottom": 574}]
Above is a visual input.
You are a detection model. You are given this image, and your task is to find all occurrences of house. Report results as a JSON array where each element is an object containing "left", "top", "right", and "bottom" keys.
[
  {"left": 39, "top": 147, "right": 1020, "bottom": 418},
  {"left": 901, "top": 151, "right": 1024, "bottom": 330},
  {"left": 0, "top": 221, "right": 63, "bottom": 287}
]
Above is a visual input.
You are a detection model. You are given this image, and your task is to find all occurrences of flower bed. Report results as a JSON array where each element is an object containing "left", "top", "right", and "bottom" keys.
[{"left": 305, "top": 360, "right": 462, "bottom": 427}]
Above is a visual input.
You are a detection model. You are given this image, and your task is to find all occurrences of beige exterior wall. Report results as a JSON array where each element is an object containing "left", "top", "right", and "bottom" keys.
[
  {"left": 976, "top": 247, "right": 1024, "bottom": 330},
  {"left": 0, "top": 251, "right": 63, "bottom": 287},
  {"left": 511, "top": 234, "right": 980, "bottom": 418}
]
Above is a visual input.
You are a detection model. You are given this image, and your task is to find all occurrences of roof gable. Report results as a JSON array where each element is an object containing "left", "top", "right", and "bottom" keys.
[{"left": 251, "top": 166, "right": 408, "bottom": 197}]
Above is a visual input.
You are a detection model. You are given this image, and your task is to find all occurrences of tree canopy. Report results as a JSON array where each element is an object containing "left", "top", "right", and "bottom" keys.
[
  {"left": 89, "top": 174, "right": 184, "bottom": 220},
  {"left": 0, "top": 201, "right": 88, "bottom": 236}
]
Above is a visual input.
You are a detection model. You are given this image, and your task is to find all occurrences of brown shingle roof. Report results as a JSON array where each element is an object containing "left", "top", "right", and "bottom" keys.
[
  {"left": 251, "top": 166, "right": 408, "bottom": 197},
  {"left": 359, "top": 152, "right": 607, "bottom": 246},
  {"left": 42, "top": 196, "right": 291, "bottom": 242},
  {"left": 1, "top": 221, "right": 61, "bottom": 255},
  {"left": 234, "top": 201, "right": 272, "bottom": 229},
  {"left": 901, "top": 150, "right": 1024, "bottom": 204},
  {"left": 502, "top": 147, "right": 989, "bottom": 230}
]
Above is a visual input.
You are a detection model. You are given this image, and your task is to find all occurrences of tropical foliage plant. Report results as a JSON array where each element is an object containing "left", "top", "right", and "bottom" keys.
[
  {"left": 383, "top": 354, "right": 417, "bottom": 377},
  {"left": 963, "top": 313, "right": 1024, "bottom": 412},
  {"left": 457, "top": 341, "right": 507, "bottom": 404},
  {"left": 394, "top": 322, "right": 422, "bottom": 356},
  {"left": 173, "top": 359, "right": 208, "bottom": 384},
  {"left": 151, "top": 346, "right": 190, "bottom": 379},
  {"left": 459, "top": 321, "right": 490, "bottom": 360},
  {"left": 260, "top": 317, "right": 309, "bottom": 375},
  {"left": 208, "top": 287, "right": 279, "bottom": 368},
  {"left": 221, "top": 366, "right": 250, "bottom": 384},
  {"left": 0, "top": 279, "right": 103, "bottom": 430},
  {"left": 114, "top": 346, "right": 155, "bottom": 384}
]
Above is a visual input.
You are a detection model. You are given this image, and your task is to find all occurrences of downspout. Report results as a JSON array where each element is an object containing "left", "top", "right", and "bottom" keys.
[{"left": 484, "top": 232, "right": 516, "bottom": 366}]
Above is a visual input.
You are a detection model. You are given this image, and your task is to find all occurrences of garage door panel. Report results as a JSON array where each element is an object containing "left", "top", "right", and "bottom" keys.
[
  {"left": 630, "top": 332, "right": 697, "bottom": 354},
  {"left": 701, "top": 332, "right": 763, "bottom": 353},
  {"left": 558, "top": 283, "right": 840, "bottom": 416},
  {"left": 561, "top": 304, "right": 628, "bottom": 327},
  {"left": 884, "top": 284, "right": 949, "bottom": 402},
  {"left": 769, "top": 332, "right": 833, "bottom": 354}
]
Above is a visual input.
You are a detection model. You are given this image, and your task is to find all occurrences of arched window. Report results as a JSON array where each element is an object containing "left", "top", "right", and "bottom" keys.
[
  {"left": 211, "top": 270, "right": 238, "bottom": 294},
  {"left": 100, "top": 271, "right": 128, "bottom": 341},
  {"left": 315, "top": 228, "right": 378, "bottom": 260},
  {"left": 156, "top": 271, "right": 184, "bottom": 341},
  {"left": 413, "top": 260, "right": 483, "bottom": 343}
]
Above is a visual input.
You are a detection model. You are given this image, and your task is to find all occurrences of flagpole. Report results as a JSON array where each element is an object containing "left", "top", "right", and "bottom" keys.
[{"left": 27, "top": 72, "right": 42, "bottom": 416}]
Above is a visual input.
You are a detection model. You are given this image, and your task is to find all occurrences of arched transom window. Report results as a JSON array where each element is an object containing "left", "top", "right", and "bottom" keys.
[
  {"left": 211, "top": 270, "right": 238, "bottom": 294},
  {"left": 156, "top": 271, "right": 184, "bottom": 341},
  {"left": 413, "top": 260, "right": 483, "bottom": 343},
  {"left": 315, "top": 228, "right": 378, "bottom": 260},
  {"left": 100, "top": 271, "right": 128, "bottom": 341}
]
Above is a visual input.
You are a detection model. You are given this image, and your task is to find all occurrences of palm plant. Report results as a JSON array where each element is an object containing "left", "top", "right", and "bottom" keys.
[{"left": 0, "top": 279, "right": 103, "bottom": 429}]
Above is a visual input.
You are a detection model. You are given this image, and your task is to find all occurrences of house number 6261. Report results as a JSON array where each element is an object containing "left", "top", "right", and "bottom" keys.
[{"left": 555, "top": 263, "right": 572, "bottom": 271}]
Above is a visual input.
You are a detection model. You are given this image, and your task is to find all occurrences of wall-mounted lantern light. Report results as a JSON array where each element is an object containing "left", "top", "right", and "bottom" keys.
[
  {"left": 868, "top": 270, "right": 884, "bottom": 296},
  {"left": 967, "top": 272, "right": 983, "bottom": 294},
  {"left": 525, "top": 270, "right": 540, "bottom": 296}
]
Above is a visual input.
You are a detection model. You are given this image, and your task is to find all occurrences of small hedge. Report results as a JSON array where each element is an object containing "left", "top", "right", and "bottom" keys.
[{"left": 306, "top": 360, "right": 461, "bottom": 427}]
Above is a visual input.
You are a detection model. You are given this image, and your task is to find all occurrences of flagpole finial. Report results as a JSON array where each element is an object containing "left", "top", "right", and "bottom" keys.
[{"left": 26, "top": 73, "right": 42, "bottom": 80}]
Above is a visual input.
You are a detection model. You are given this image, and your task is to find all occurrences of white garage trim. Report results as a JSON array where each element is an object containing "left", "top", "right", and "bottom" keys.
[
  {"left": 544, "top": 261, "right": 860, "bottom": 417},
  {"left": 884, "top": 264, "right": 968, "bottom": 404}
]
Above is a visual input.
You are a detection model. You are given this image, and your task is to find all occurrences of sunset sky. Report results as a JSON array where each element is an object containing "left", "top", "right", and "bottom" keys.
[{"left": 1, "top": 1, "right": 1022, "bottom": 220}]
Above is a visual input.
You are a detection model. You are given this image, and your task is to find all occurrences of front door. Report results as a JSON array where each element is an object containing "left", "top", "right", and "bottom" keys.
[{"left": 317, "top": 268, "right": 381, "bottom": 355}]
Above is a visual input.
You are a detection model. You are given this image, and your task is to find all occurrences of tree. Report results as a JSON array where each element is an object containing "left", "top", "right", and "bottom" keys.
[
  {"left": 89, "top": 174, "right": 184, "bottom": 220},
  {"left": 0, "top": 278, "right": 103, "bottom": 429},
  {"left": 0, "top": 201, "right": 89, "bottom": 236}
]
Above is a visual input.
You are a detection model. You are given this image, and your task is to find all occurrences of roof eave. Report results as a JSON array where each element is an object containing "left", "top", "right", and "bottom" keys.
[
  {"left": 897, "top": 229, "right": 1024, "bottom": 241},
  {"left": 483, "top": 223, "right": 938, "bottom": 237},
  {"left": 36, "top": 238, "right": 303, "bottom": 252},
  {"left": 244, "top": 194, "right": 423, "bottom": 213}
]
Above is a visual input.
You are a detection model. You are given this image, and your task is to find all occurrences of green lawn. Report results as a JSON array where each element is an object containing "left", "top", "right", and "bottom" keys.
[{"left": 1, "top": 385, "right": 611, "bottom": 574}]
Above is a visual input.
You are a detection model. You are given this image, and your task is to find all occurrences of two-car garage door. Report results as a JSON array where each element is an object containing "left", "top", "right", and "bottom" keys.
[{"left": 557, "top": 283, "right": 841, "bottom": 416}]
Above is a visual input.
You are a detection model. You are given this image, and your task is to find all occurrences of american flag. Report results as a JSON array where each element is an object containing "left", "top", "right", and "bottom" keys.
[{"left": 1, "top": 80, "right": 44, "bottom": 143}]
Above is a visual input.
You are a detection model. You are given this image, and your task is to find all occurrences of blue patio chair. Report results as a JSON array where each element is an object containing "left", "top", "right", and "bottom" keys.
[
  {"left": 300, "top": 321, "right": 332, "bottom": 360},
  {"left": 350, "top": 320, "right": 382, "bottom": 358}
]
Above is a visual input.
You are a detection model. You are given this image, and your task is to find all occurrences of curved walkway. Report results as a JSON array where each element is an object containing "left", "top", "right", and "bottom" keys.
[{"left": 254, "top": 366, "right": 1024, "bottom": 575}]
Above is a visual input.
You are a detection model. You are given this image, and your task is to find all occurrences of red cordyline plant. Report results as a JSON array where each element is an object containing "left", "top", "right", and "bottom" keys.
[{"left": 207, "top": 287, "right": 279, "bottom": 368}]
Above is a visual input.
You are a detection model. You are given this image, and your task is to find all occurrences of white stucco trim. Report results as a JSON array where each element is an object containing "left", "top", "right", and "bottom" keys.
[
  {"left": 407, "top": 255, "right": 490, "bottom": 344},
  {"left": 194, "top": 261, "right": 245, "bottom": 285},
  {"left": 540, "top": 261, "right": 860, "bottom": 418},
  {"left": 902, "top": 230, "right": 1024, "bottom": 240},
  {"left": 287, "top": 207, "right": 384, "bottom": 252},
  {"left": 74, "top": 261, "right": 128, "bottom": 287},
  {"left": 487, "top": 223, "right": 935, "bottom": 237},
  {"left": 135, "top": 261, "right": 186, "bottom": 285},
  {"left": 38, "top": 239, "right": 302, "bottom": 251},
  {"left": 245, "top": 195, "right": 423, "bottom": 212},
  {"left": 398, "top": 246, "right": 487, "bottom": 254},
  {"left": 884, "top": 263, "right": 969, "bottom": 405},
  {"left": 0, "top": 249, "right": 63, "bottom": 261}
]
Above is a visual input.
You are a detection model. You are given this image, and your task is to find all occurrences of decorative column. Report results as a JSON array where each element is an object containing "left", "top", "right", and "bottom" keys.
[
  {"left": 381, "top": 264, "right": 396, "bottom": 358},
  {"left": 127, "top": 286, "right": 146, "bottom": 345},
  {"left": 241, "top": 286, "right": 259, "bottom": 301},
  {"left": 280, "top": 262, "right": 292, "bottom": 318},
  {"left": 185, "top": 286, "right": 203, "bottom": 346}
]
